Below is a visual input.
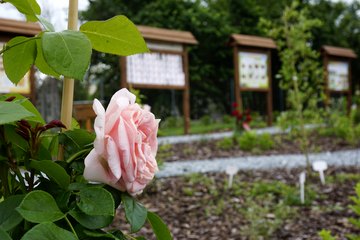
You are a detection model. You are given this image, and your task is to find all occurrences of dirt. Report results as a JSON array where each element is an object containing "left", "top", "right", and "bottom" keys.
[
  {"left": 159, "top": 133, "right": 360, "bottom": 162},
  {"left": 112, "top": 167, "right": 360, "bottom": 240},
  {"left": 109, "top": 131, "right": 360, "bottom": 239}
]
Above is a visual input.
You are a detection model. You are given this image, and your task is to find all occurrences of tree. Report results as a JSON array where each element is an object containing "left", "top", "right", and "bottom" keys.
[{"left": 267, "top": 1, "right": 323, "bottom": 172}]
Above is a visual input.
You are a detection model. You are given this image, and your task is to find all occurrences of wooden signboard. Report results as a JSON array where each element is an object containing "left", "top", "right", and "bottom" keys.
[
  {"left": 120, "top": 25, "right": 198, "bottom": 134},
  {"left": 322, "top": 45, "right": 357, "bottom": 112},
  {"left": 0, "top": 18, "right": 41, "bottom": 102},
  {"left": 229, "top": 34, "right": 276, "bottom": 125}
]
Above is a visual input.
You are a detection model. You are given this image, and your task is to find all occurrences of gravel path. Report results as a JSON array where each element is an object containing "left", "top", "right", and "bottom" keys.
[{"left": 156, "top": 149, "right": 360, "bottom": 178}]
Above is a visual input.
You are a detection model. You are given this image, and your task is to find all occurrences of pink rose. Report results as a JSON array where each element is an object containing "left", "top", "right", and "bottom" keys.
[{"left": 84, "top": 88, "right": 160, "bottom": 195}]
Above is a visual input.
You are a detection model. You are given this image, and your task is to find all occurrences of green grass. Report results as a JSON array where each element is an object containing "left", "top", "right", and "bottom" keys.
[{"left": 158, "top": 120, "right": 235, "bottom": 136}]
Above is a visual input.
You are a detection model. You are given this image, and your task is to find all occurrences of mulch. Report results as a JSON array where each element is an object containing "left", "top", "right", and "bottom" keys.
[
  {"left": 111, "top": 167, "right": 360, "bottom": 240},
  {"left": 159, "top": 133, "right": 360, "bottom": 162}
]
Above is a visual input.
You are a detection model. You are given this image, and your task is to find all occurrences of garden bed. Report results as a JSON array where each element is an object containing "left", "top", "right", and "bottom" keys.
[
  {"left": 158, "top": 131, "right": 360, "bottom": 162},
  {"left": 112, "top": 167, "right": 360, "bottom": 239}
]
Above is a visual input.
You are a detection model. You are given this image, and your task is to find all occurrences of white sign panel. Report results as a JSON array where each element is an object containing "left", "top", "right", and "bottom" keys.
[
  {"left": 328, "top": 61, "right": 349, "bottom": 91},
  {"left": 238, "top": 52, "right": 268, "bottom": 89},
  {"left": 126, "top": 52, "right": 185, "bottom": 87},
  {"left": 0, "top": 43, "right": 31, "bottom": 94}
]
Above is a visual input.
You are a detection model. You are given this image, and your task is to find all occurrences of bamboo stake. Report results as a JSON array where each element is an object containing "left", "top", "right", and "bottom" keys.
[
  {"left": 59, "top": 0, "right": 78, "bottom": 160},
  {"left": 61, "top": 0, "right": 78, "bottom": 129}
]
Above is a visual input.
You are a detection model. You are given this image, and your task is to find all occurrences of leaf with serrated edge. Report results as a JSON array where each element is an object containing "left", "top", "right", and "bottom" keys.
[
  {"left": 80, "top": 15, "right": 149, "bottom": 56},
  {"left": 0, "top": 101, "right": 34, "bottom": 125},
  {"left": 30, "top": 160, "right": 70, "bottom": 189},
  {"left": 5, "top": 0, "right": 41, "bottom": 22},
  {"left": 147, "top": 211, "right": 172, "bottom": 240},
  {"left": 16, "top": 190, "right": 65, "bottom": 223},
  {"left": 21, "top": 222, "right": 77, "bottom": 240},
  {"left": 121, "top": 193, "right": 147, "bottom": 233},
  {"left": 3, "top": 36, "right": 37, "bottom": 84},
  {"left": 78, "top": 187, "right": 114, "bottom": 216},
  {"left": 42, "top": 30, "right": 91, "bottom": 80}
]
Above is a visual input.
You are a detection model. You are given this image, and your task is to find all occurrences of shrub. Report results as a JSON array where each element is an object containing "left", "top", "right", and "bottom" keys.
[
  {"left": 222, "top": 114, "right": 233, "bottom": 124},
  {"left": 216, "top": 137, "right": 234, "bottom": 150},
  {"left": 258, "top": 133, "right": 274, "bottom": 151},
  {"left": 200, "top": 115, "right": 212, "bottom": 126},
  {"left": 237, "top": 132, "right": 257, "bottom": 151},
  {"left": 237, "top": 132, "right": 275, "bottom": 152}
]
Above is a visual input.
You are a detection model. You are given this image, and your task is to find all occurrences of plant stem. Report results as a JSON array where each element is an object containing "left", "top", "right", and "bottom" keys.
[
  {"left": 65, "top": 216, "right": 78, "bottom": 239},
  {"left": 0, "top": 37, "right": 40, "bottom": 55}
]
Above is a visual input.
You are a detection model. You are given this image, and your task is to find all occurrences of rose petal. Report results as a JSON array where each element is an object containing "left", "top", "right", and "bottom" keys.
[
  {"left": 84, "top": 149, "right": 112, "bottom": 184},
  {"left": 93, "top": 99, "right": 106, "bottom": 155},
  {"left": 106, "top": 136, "right": 122, "bottom": 180}
]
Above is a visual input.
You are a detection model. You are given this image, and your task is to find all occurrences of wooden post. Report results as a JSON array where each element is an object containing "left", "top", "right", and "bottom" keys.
[
  {"left": 183, "top": 47, "right": 190, "bottom": 134},
  {"left": 233, "top": 46, "right": 242, "bottom": 112},
  {"left": 323, "top": 54, "right": 330, "bottom": 107},
  {"left": 348, "top": 60, "right": 352, "bottom": 114},
  {"left": 120, "top": 57, "right": 127, "bottom": 88},
  {"left": 266, "top": 50, "right": 273, "bottom": 125}
]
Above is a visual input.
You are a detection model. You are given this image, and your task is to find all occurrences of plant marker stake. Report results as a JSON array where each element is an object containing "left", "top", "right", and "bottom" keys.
[
  {"left": 299, "top": 171, "right": 306, "bottom": 204},
  {"left": 225, "top": 165, "right": 238, "bottom": 188},
  {"left": 59, "top": 0, "right": 78, "bottom": 160},
  {"left": 312, "top": 161, "right": 328, "bottom": 185}
]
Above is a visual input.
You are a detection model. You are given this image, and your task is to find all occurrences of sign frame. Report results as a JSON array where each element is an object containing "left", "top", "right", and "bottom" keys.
[
  {"left": 322, "top": 45, "right": 357, "bottom": 113},
  {"left": 230, "top": 34, "right": 276, "bottom": 126},
  {"left": 120, "top": 26, "right": 197, "bottom": 134}
]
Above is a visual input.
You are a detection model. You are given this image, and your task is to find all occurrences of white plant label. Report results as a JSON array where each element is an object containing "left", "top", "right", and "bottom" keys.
[
  {"left": 312, "top": 161, "right": 328, "bottom": 185},
  {"left": 225, "top": 165, "right": 238, "bottom": 188},
  {"left": 299, "top": 171, "right": 306, "bottom": 204}
]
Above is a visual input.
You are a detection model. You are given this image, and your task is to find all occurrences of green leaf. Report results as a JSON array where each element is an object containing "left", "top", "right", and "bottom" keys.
[
  {"left": 84, "top": 230, "right": 123, "bottom": 240},
  {"left": 5, "top": 0, "right": 41, "bottom": 22},
  {"left": 35, "top": 38, "right": 60, "bottom": 78},
  {"left": 147, "top": 211, "right": 172, "bottom": 240},
  {"left": 0, "top": 228, "right": 12, "bottom": 240},
  {"left": 21, "top": 222, "right": 76, "bottom": 240},
  {"left": 16, "top": 190, "right": 65, "bottom": 223},
  {"left": 80, "top": 15, "right": 149, "bottom": 56},
  {"left": 121, "top": 193, "right": 147, "bottom": 233},
  {"left": 30, "top": 160, "right": 70, "bottom": 189},
  {"left": 3, "top": 36, "right": 37, "bottom": 84},
  {"left": 78, "top": 187, "right": 114, "bottom": 216},
  {"left": 37, "top": 15, "right": 55, "bottom": 32},
  {"left": 59, "top": 129, "right": 95, "bottom": 154},
  {"left": 0, "top": 94, "right": 45, "bottom": 124},
  {"left": 0, "top": 102, "right": 34, "bottom": 125},
  {"left": 0, "top": 195, "right": 25, "bottom": 231},
  {"left": 69, "top": 208, "right": 113, "bottom": 229},
  {"left": 42, "top": 30, "right": 92, "bottom": 80}
]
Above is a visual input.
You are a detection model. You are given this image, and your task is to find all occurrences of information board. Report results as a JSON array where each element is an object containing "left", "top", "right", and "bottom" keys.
[
  {"left": 0, "top": 43, "right": 31, "bottom": 94},
  {"left": 126, "top": 52, "right": 185, "bottom": 87},
  {"left": 327, "top": 61, "right": 349, "bottom": 91},
  {"left": 238, "top": 52, "right": 268, "bottom": 89}
]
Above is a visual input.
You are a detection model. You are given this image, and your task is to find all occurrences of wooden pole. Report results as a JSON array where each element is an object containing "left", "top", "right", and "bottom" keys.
[
  {"left": 267, "top": 50, "right": 273, "bottom": 126},
  {"left": 59, "top": 0, "right": 78, "bottom": 160},
  {"left": 183, "top": 47, "right": 190, "bottom": 135},
  {"left": 233, "top": 46, "right": 242, "bottom": 112},
  {"left": 60, "top": 0, "right": 78, "bottom": 130}
]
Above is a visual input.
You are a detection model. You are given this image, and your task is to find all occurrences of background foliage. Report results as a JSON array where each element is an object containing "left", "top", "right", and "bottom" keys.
[{"left": 80, "top": 0, "right": 360, "bottom": 120}]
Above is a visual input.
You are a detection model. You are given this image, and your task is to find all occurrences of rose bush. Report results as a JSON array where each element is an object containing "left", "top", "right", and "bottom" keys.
[
  {"left": 0, "top": 0, "right": 172, "bottom": 239},
  {"left": 84, "top": 88, "right": 160, "bottom": 195}
]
